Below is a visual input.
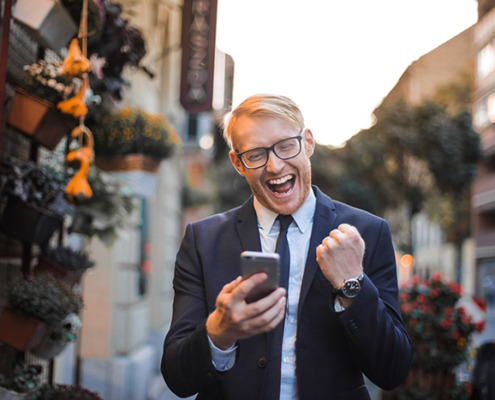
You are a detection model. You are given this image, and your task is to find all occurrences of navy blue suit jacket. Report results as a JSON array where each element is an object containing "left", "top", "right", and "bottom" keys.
[{"left": 162, "top": 186, "right": 413, "bottom": 399}]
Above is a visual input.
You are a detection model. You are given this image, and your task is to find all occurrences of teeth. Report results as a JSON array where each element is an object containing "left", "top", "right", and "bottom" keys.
[{"left": 269, "top": 175, "right": 292, "bottom": 185}]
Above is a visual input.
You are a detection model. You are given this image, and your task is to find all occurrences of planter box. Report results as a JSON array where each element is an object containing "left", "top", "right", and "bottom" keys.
[
  {"left": 7, "top": 88, "right": 72, "bottom": 150},
  {"left": 30, "top": 329, "right": 67, "bottom": 359},
  {"left": 95, "top": 155, "right": 160, "bottom": 198},
  {"left": 0, "top": 307, "right": 47, "bottom": 352},
  {"left": 13, "top": 0, "right": 77, "bottom": 52},
  {"left": 33, "top": 255, "right": 84, "bottom": 287},
  {"left": 0, "top": 198, "right": 63, "bottom": 248},
  {"left": 95, "top": 154, "right": 161, "bottom": 173}
]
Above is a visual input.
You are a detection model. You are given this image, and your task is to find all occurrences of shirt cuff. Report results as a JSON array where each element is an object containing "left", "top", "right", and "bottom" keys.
[
  {"left": 207, "top": 334, "right": 237, "bottom": 371},
  {"left": 334, "top": 296, "right": 346, "bottom": 312}
]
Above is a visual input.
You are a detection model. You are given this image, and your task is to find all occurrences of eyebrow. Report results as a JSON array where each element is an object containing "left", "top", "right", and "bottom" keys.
[{"left": 235, "top": 129, "right": 305, "bottom": 155}]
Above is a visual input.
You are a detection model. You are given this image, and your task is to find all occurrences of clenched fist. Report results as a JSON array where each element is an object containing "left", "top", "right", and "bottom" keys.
[{"left": 316, "top": 223, "right": 365, "bottom": 291}]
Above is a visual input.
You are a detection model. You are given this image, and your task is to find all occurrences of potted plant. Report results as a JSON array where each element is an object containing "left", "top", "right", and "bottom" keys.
[
  {"left": 7, "top": 60, "right": 81, "bottom": 149},
  {"left": 33, "top": 245, "right": 95, "bottom": 286},
  {"left": 60, "top": 0, "right": 152, "bottom": 101},
  {"left": 60, "top": 0, "right": 105, "bottom": 48},
  {"left": 0, "top": 157, "right": 68, "bottom": 248},
  {"left": 0, "top": 361, "right": 42, "bottom": 400},
  {"left": 88, "top": 107, "right": 180, "bottom": 172},
  {"left": 0, "top": 274, "right": 83, "bottom": 358},
  {"left": 69, "top": 166, "right": 138, "bottom": 246},
  {"left": 383, "top": 273, "right": 482, "bottom": 400},
  {"left": 35, "top": 384, "right": 102, "bottom": 400}
]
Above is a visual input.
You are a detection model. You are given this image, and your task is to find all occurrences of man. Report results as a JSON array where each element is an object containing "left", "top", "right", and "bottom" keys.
[{"left": 162, "top": 94, "right": 413, "bottom": 399}]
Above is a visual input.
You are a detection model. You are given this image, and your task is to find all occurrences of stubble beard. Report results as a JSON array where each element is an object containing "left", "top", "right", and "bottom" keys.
[{"left": 248, "top": 161, "right": 312, "bottom": 215}]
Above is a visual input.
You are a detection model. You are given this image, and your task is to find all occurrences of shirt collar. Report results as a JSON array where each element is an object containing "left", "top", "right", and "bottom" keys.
[{"left": 253, "top": 188, "right": 316, "bottom": 234}]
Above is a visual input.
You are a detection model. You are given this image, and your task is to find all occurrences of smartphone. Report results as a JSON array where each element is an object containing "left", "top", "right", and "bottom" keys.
[{"left": 240, "top": 251, "right": 280, "bottom": 303}]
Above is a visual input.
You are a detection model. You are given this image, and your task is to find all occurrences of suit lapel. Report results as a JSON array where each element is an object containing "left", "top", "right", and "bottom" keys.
[
  {"left": 298, "top": 187, "right": 338, "bottom": 318},
  {"left": 235, "top": 196, "right": 262, "bottom": 252}
]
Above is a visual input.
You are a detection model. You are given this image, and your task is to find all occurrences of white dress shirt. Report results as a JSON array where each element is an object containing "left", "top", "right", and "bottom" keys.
[{"left": 209, "top": 190, "right": 317, "bottom": 400}]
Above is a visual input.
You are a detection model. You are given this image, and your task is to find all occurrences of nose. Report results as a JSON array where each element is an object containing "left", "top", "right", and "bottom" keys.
[{"left": 265, "top": 149, "right": 284, "bottom": 173}]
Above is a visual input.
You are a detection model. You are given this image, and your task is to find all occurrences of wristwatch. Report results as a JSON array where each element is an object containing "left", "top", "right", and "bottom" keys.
[{"left": 335, "top": 273, "right": 364, "bottom": 299}]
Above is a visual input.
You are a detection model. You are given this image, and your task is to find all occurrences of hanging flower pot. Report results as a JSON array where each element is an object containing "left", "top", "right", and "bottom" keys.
[
  {"left": 88, "top": 107, "right": 181, "bottom": 170},
  {"left": 0, "top": 198, "right": 63, "bottom": 248},
  {"left": 12, "top": 0, "right": 77, "bottom": 53},
  {"left": 1, "top": 275, "right": 83, "bottom": 357},
  {"left": 94, "top": 154, "right": 161, "bottom": 173},
  {"left": 33, "top": 255, "right": 85, "bottom": 287},
  {"left": 0, "top": 157, "right": 68, "bottom": 248},
  {"left": 0, "top": 307, "right": 47, "bottom": 352},
  {"left": 33, "top": 245, "right": 94, "bottom": 287},
  {"left": 6, "top": 88, "right": 73, "bottom": 150},
  {"left": 30, "top": 328, "right": 68, "bottom": 360},
  {"left": 94, "top": 154, "right": 160, "bottom": 198}
]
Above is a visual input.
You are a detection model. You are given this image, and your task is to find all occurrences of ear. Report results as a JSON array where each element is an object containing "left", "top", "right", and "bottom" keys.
[
  {"left": 303, "top": 129, "right": 316, "bottom": 157},
  {"left": 229, "top": 150, "right": 247, "bottom": 176}
]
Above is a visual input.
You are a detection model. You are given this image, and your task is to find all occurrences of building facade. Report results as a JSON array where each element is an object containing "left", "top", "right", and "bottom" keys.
[
  {"left": 472, "top": 4, "right": 495, "bottom": 299},
  {"left": 375, "top": 27, "right": 476, "bottom": 292}
]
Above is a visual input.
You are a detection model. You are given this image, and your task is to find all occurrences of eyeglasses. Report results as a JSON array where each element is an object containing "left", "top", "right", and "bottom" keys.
[{"left": 236, "top": 131, "right": 304, "bottom": 169}]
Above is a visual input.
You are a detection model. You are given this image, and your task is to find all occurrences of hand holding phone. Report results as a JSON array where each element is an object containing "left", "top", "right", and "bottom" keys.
[{"left": 240, "top": 251, "right": 280, "bottom": 303}]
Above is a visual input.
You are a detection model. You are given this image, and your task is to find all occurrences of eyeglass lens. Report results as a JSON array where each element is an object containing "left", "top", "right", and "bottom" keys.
[{"left": 241, "top": 136, "right": 301, "bottom": 168}]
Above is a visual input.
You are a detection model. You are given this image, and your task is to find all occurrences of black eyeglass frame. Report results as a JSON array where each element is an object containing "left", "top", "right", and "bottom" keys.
[{"left": 235, "top": 131, "right": 305, "bottom": 169}]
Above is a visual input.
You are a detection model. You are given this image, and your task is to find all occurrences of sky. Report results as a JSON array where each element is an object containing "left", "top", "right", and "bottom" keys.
[{"left": 215, "top": 0, "right": 479, "bottom": 146}]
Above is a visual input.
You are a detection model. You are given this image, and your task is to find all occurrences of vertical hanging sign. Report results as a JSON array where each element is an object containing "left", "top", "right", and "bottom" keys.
[{"left": 180, "top": 0, "right": 218, "bottom": 113}]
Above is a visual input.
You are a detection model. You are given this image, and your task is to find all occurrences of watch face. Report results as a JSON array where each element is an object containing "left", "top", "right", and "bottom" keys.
[{"left": 341, "top": 279, "right": 361, "bottom": 298}]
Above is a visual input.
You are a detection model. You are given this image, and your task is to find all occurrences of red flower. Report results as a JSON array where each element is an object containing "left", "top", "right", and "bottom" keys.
[
  {"left": 440, "top": 318, "right": 453, "bottom": 329},
  {"left": 475, "top": 321, "right": 486, "bottom": 332},
  {"left": 464, "top": 381, "right": 473, "bottom": 396},
  {"left": 461, "top": 315, "right": 472, "bottom": 325},
  {"left": 449, "top": 282, "right": 462, "bottom": 295},
  {"left": 417, "top": 294, "right": 428, "bottom": 305},
  {"left": 431, "top": 272, "right": 442, "bottom": 282}
]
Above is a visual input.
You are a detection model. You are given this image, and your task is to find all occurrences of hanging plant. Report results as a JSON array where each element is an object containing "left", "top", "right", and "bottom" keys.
[
  {"left": 17, "top": 60, "right": 81, "bottom": 105},
  {"left": 0, "top": 361, "right": 42, "bottom": 397},
  {"left": 36, "top": 383, "right": 103, "bottom": 400},
  {"left": 0, "top": 156, "right": 67, "bottom": 212},
  {"left": 69, "top": 166, "right": 138, "bottom": 246},
  {"left": 61, "top": 0, "right": 152, "bottom": 99},
  {"left": 44, "top": 245, "right": 95, "bottom": 271},
  {"left": 88, "top": 107, "right": 180, "bottom": 161}
]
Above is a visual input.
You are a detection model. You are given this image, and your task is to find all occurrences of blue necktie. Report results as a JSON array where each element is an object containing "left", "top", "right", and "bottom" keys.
[{"left": 263, "top": 214, "right": 293, "bottom": 399}]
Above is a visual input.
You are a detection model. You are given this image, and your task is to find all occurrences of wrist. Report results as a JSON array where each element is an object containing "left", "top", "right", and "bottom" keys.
[
  {"left": 334, "top": 273, "right": 364, "bottom": 299},
  {"left": 206, "top": 317, "right": 236, "bottom": 350},
  {"left": 337, "top": 295, "right": 354, "bottom": 310}
]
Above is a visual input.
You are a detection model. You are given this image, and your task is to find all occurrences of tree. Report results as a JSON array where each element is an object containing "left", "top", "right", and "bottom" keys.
[{"left": 312, "top": 99, "right": 482, "bottom": 270}]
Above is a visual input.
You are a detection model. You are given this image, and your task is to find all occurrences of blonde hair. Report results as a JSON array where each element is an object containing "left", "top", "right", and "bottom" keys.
[{"left": 222, "top": 94, "right": 305, "bottom": 149}]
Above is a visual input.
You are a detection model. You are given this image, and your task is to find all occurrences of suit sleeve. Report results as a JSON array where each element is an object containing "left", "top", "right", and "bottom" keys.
[
  {"left": 161, "top": 223, "right": 224, "bottom": 398},
  {"left": 337, "top": 219, "right": 413, "bottom": 390}
]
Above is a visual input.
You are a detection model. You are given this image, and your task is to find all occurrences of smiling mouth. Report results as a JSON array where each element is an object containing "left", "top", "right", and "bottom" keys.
[{"left": 268, "top": 174, "right": 295, "bottom": 194}]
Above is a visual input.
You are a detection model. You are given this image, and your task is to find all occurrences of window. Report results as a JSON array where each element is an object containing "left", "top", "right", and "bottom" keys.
[{"left": 478, "top": 41, "right": 495, "bottom": 79}]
